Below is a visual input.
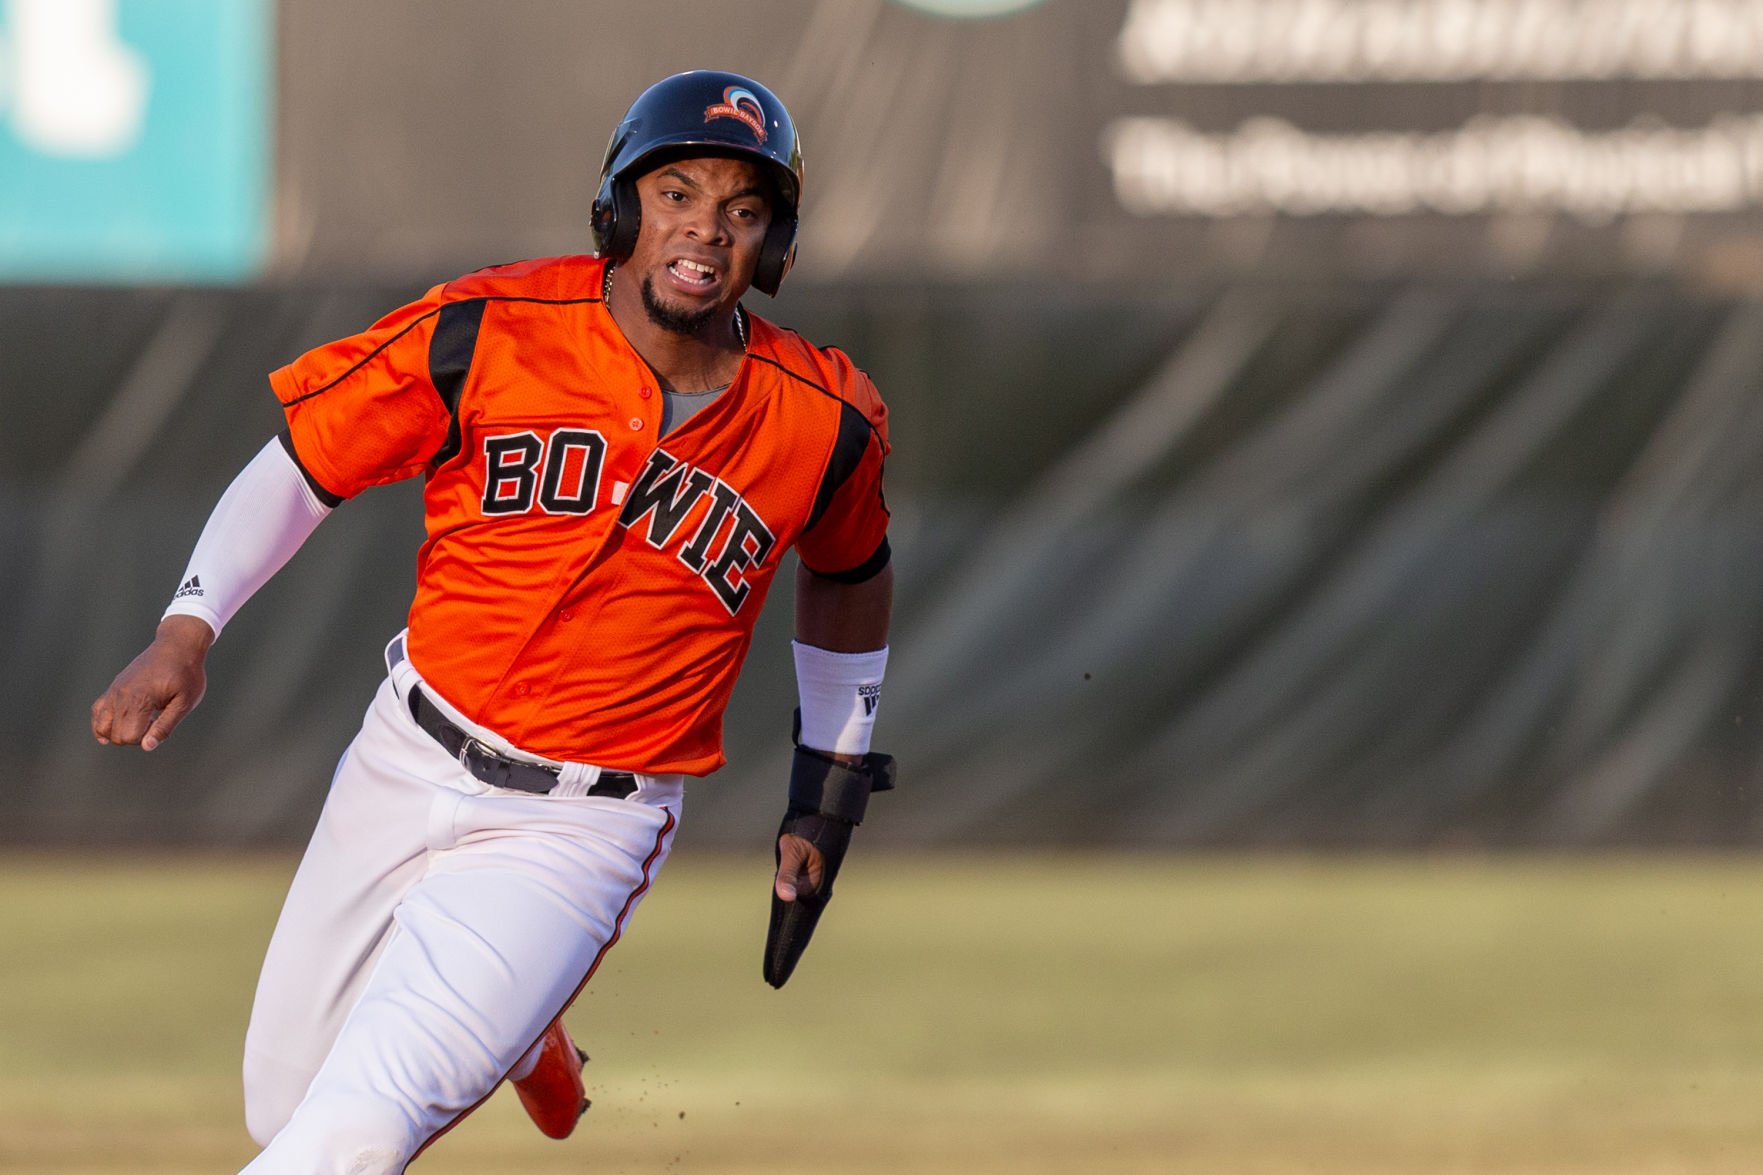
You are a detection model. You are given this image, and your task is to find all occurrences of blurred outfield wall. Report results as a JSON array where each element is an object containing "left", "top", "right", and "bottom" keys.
[{"left": 3, "top": 0, "right": 1763, "bottom": 847}]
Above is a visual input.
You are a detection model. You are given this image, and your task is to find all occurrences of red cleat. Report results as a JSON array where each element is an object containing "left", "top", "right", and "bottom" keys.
[{"left": 512, "top": 1018, "right": 590, "bottom": 1140}]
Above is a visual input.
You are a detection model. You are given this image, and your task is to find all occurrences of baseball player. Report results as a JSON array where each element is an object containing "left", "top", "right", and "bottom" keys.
[{"left": 89, "top": 70, "right": 894, "bottom": 1174}]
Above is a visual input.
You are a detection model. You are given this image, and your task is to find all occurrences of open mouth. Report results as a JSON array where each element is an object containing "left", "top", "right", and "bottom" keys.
[{"left": 667, "top": 257, "right": 719, "bottom": 290}]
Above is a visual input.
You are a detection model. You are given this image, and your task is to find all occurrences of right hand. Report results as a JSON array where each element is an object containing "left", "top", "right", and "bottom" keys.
[{"left": 90, "top": 615, "right": 215, "bottom": 751}]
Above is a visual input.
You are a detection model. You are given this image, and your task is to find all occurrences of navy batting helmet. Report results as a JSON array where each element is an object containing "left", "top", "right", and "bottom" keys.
[{"left": 591, "top": 71, "right": 804, "bottom": 297}]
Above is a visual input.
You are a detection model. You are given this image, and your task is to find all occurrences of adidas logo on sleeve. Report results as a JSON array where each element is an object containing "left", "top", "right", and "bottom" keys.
[{"left": 174, "top": 575, "right": 204, "bottom": 600}]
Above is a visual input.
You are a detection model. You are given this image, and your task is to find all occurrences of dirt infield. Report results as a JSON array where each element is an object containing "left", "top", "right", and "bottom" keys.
[{"left": 3, "top": 852, "right": 1762, "bottom": 1173}]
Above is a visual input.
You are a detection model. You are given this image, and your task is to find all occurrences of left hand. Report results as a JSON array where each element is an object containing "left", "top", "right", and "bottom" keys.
[
  {"left": 763, "top": 743, "right": 890, "bottom": 987},
  {"left": 775, "top": 747, "right": 863, "bottom": 901},
  {"left": 774, "top": 832, "right": 825, "bottom": 902}
]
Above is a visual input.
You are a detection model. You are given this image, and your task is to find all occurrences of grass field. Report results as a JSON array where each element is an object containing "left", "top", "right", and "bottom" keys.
[{"left": 3, "top": 852, "right": 1763, "bottom": 1173}]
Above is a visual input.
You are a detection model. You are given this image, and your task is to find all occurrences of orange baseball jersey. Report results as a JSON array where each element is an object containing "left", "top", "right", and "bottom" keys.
[{"left": 270, "top": 254, "right": 890, "bottom": 774}]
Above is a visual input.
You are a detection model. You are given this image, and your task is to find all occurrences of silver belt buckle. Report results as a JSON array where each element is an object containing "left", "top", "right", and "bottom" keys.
[{"left": 458, "top": 735, "right": 485, "bottom": 769}]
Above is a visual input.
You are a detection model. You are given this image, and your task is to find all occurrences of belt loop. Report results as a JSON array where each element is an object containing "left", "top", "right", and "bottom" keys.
[{"left": 552, "top": 762, "right": 592, "bottom": 799}]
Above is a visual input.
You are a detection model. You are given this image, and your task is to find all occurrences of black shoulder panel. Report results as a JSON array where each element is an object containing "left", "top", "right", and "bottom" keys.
[
  {"left": 805, "top": 399, "right": 874, "bottom": 532},
  {"left": 428, "top": 297, "right": 489, "bottom": 467}
]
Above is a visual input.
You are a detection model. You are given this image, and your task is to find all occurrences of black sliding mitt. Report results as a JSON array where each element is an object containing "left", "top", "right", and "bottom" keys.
[{"left": 763, "top": 736, "right": 895, "bottom": 988}]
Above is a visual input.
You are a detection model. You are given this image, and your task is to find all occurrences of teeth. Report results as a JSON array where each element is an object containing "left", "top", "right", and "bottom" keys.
[{"left": 674, "top": 259, "right": 715, "bottom": 278}]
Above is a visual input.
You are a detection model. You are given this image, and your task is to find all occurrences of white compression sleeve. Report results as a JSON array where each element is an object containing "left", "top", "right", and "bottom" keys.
[{"left": 161, "top": 438, "right": 333, "bottom": 638}]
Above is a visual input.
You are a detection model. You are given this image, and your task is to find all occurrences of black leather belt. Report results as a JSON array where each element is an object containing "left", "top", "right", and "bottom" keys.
[{"left": 407, "top": 686, "right": 638, "bottom": 799}]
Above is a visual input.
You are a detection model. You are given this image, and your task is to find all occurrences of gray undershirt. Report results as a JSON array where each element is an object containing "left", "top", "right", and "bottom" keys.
[{"left": 660, "top": 384, "right": 729, "bottom": 436}]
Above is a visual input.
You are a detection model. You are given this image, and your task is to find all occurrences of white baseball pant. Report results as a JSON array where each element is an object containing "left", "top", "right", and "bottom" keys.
[{"left": 237, "top": 636, "right": 683, "bottom": 1174}]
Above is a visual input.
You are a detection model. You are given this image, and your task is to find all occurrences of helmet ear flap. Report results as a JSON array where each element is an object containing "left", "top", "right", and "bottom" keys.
[
  {"left": 591, "top": 177, "right": 642, "bottom": 263},
  {"left": 750, "top": 216, "right": 797, "bottom": 298}
]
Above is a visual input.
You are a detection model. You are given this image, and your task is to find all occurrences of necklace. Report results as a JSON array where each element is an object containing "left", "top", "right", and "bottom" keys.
[{"left": 603, "top": 260, "right": 748, "bottom": 349}]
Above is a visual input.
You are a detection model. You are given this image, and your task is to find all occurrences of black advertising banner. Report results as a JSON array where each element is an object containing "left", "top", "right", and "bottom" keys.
[
  {"left": 1101, "top": 0, "right": 1763, "bottom": 282},
  {"left": 272, "top": 0, "right": 1763, "bottom": 284}
]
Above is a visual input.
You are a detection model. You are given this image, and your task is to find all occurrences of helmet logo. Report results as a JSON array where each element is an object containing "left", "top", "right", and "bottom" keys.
[{"left": 704, "top": 86, "right": 768, "bottom": 143}]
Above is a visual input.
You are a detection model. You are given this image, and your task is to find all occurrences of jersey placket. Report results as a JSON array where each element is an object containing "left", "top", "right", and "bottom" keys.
[{"left": 477, "top": 320, "right": 661, "bottom": 740}]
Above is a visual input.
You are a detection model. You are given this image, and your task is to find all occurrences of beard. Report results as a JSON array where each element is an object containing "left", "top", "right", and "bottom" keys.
[{"left": 641, "top": 274, "right": 720, "bottom": 337}]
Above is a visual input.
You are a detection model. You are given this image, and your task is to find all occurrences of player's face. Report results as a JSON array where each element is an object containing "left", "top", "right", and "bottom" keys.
[{"left": 628, "top": 156, "right": 773, "bottom": 335}]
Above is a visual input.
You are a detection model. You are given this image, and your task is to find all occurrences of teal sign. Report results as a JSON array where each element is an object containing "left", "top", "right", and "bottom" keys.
[{"left": 0, "top": 0, "right": 271, "bottom": 282}]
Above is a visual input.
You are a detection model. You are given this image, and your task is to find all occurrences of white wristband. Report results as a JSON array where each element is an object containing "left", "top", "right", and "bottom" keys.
[{"left": 793, "top": 641, "right": 888, "bottom": 756}]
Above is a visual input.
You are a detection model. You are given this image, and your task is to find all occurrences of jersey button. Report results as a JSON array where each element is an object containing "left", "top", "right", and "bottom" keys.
[
  {"left": 638, "top": 386, "right": 653, "bottom": 399},
  {"left": 559, "top": 608, "right": 575, "bottom": 622},
  {"left": 513, "top": 682, "right": 531, "bottom": 697},
  {"left": 628, "top": 417, "right": 644, "bottom": 431}
]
